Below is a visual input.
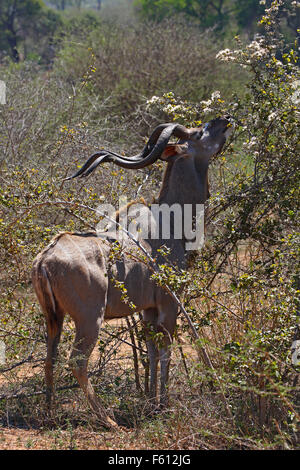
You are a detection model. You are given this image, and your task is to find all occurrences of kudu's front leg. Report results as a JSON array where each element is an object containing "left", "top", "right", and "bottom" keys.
[
  {"left": 143, "top": 308, "right": 159, "bottom": 407},
  {"left": 157, "top": 303, "right": 177, "bottom": 409}
]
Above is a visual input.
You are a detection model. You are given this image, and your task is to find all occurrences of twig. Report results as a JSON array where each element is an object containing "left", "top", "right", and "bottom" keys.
[{"left": 102, "top": 326, "right": 147, "bottom": 354}]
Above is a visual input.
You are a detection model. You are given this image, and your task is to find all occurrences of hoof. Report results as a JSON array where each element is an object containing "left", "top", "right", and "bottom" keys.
[
  {"left": 98, "top": 414, "right": 119, "bottom": 430},
  {"left": 106, "top": 416, "right": 119, "bottom": 429}
]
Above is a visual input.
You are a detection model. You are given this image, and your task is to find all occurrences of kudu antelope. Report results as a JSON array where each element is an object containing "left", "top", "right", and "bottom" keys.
[{"left": 32, "top": 116, "right": 233, "bottom": 428}]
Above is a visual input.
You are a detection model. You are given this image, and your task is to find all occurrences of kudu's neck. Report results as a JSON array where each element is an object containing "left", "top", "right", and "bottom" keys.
[
  {"left": 150, "top": 155, "right": 209, "bottom": 266},
  {"left": 158, "top": 155, "right": 209, "bottom": 207}
]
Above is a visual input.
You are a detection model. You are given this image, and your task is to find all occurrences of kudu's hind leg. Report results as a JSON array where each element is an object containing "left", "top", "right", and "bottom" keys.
[
  {"left": 70, "top": 315, "right": 118, "bottom": 429},
  {"left": 45, "top": 308, "right": 64, "bottom": 412}
]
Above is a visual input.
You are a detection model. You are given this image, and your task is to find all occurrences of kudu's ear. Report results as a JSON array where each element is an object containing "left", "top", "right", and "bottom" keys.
[{"left": 161, "top": 144, "right": 182, "bottom": 160}]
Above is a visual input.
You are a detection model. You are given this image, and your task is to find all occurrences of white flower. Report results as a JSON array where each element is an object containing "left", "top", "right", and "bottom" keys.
[
  {"left": 146, "top": 95, "right": 163, "bottom": 110},
  {"left": 200, "top": 98, "right": 211, "bottom": 107},
  {"left": 243, "top": 137, "right": 258, "bottom": 150},
  {"left": 247, "top": 39, "right": 268, "bottom": 59},
  {"left": 216, "top": 48, "right": 234, "bottom": 62},
  {"left": 268, "top": 112, "right": 277, "bottom": 121},
  {"left": 211, "top": 91, "right": 221, "bottom": 100},
  {"left": 146, "top": 96, "right": 163, "bottom": 108}
]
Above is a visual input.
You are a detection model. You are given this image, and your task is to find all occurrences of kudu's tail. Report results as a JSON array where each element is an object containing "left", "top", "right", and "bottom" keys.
[{"left": 32, "top": 259, "right": 61, "bottom": 338}]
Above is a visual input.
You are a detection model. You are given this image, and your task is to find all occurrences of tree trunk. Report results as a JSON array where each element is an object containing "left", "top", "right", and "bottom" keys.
[
  {"left": 8, "top": 38, "right": 20, "bottom": 62},
  {"left": 6, "top": 1, "right": 20, "bottom": 63},
  {"left": 7, "top": 26, "right": 19, "bottom": 63}
]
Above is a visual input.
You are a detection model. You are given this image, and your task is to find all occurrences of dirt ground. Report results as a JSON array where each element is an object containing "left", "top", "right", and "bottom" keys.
[{"left": 0, "top": 425, "right": 144, "bottom": 450}]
